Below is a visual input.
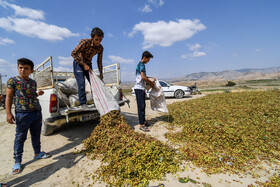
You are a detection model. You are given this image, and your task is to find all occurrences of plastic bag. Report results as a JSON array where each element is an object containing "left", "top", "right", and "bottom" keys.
[
  {"left": 88, "top": 70, "right": 120, "bottom": 116},
  {"left": 69, "top": 94, "right": 80, "bottom": 107},
  {"left": 58, "top": 92, "right": 70, "bottom": 107},
  {"left": 149, "top": 79, "right": 169, "bottom": 113},
  {"left": 56, "top": 77, "right": 91, "bottom": 96},
  {"left": 69, "top": 93, "right": 94, "bottom": 107}
]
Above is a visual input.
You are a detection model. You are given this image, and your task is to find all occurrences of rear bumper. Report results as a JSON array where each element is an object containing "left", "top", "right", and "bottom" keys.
[{"left": 45, "top": 99, "right": 130, "bottom": 126}]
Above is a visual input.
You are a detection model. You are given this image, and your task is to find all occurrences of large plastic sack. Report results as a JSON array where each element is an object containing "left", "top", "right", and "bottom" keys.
[
  {"left": 149, "top": 79, "right": 169, "bottom": 113},
  {"left": 56, "top": 77, "right": 91, "bottom": 96},
  {"left": 69, "top": 94, "right": 80, "bottom": 107},
  {"left": 56, "top": 78, "right": 77, "bottom": 95},
  {"left": 88, "top": 70, "right": 120, "bottom": 116},
  {"left": 58, "top": 91, "right": 70, "bottom": 107},
  {"left": 69, "top": 93, "right": 94, "bottom": 107}
]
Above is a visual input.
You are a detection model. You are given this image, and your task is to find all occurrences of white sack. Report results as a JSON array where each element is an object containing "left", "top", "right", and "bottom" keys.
[
  {"left": 88, "top": 70, "right": 120, "bottom": 116},
  {"left": 69, "top": 93, "right": 94, "bottom": 107},
  {"left": 56, "top": 77, "right": 91, "bottom": 96},
  {"left": 69, "top": 94, "right": 80, "bottom": 107},
  {"left": 58, "top": 92, "right": 70, "bottom": 107},
  {"left": 149, "top": 79, "right": 169, "bottom": 113}
]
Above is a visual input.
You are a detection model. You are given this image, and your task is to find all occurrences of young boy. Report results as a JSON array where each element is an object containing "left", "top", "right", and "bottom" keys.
[
  {"left": 134, "top": 51, "right": 155, "bottom": 132},
  {"left": 6, "top": 58, "right": 51, "bottom": 175},
  {"left": 71, "top": 27, "right": 104, "bottom": 108}
]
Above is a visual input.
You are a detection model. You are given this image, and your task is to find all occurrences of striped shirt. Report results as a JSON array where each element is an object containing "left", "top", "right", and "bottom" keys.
[{"left": 71, "top": 38, "right": 103, "bottom": 74}]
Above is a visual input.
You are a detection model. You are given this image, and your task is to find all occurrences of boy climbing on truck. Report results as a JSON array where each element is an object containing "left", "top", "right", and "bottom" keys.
[
  {"left": 71, "top": 27, "right": 104, "bottom": 108},
  {"left": 6, "top": 58, "right": 51, "bottom": 175}
]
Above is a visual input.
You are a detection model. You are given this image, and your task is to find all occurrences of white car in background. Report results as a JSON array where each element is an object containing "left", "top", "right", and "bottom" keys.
[{"left": 131, "top": 80, "right": 191, "bottom": 99}]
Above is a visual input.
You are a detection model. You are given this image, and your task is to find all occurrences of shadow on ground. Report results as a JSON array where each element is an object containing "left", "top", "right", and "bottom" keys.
[{"left": 4, "top": 120, "right": 98, "bottom": 187}]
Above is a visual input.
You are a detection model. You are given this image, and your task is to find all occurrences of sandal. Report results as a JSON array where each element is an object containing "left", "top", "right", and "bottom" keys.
[
  {"left": 12, "top": 163, "right": 22, "bottom": 175},
  {"left": 145, "top": 121, "right": 153, "bottom": 127},
  {"left": 34, "top": 152, "right": 51, "bottom": 159},
  {"left": 140, "top": 125, "right": 150, "bottom": 132}
]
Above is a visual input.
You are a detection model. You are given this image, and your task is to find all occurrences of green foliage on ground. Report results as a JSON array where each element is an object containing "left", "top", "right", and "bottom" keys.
[
  {"left": 82, "top": 111, "right": 181, "bottom": 186},
  {"left": 166, "top": 90, "right": 280, "bottom": 175}
]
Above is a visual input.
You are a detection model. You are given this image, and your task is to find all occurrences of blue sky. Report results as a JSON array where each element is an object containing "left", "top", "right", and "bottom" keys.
[{"left": 0, "top": 0, "right": 279, "bottom": 83}]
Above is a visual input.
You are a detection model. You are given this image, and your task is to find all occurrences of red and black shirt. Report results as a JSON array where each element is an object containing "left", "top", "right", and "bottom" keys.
[{"left": 71, "top": 38, "right": 103, "bottom": 74}]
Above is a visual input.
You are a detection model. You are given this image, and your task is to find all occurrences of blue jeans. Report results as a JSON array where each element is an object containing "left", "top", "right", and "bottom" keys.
[
  {"left": 135, "top": 89, "right": 146, "bottom": 125},
  {"left": 73, "top": 60, "right": 92, "bottom": 105},
  {"left": 14, "top": 110, "right": 42, "bottom": 163}
]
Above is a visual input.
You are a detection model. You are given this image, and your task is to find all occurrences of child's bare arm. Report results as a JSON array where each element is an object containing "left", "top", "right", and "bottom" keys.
[{"left": 6, "top": 88, "right": 15, "bottom": 124}]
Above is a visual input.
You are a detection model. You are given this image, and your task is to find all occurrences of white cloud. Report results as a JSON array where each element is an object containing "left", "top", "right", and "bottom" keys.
[
  {"left": 181, "top": 51, "right": 206, "bottom": 59},
  {"left": 148, "top": 0, "right": 164, "bottom": 6},
  {"left": 0, "top": 17, "right": 79, "bottom": 41},
  {"left": 193, "top": 51, "right": 206, "bottom": 57},
  {"left": 129, "top": 19, "right": 206, "bottom": 49},
  {"left": 0, "top": 1, "right": 79, "bottom": 41},
  {"left": 140, "top": 4, "right": 152, "bottom": 13},
  {"left": 108, "top": 55, "right": 135, "bottom": 64},
  {"left": 0, "top": 0, "right": 45, "bottom": 20},
  {"left": 232, "top": 53, "right": 238, "bottom": 57},
  {"left": 189, "top": 43, "right": 201, "bottom": 51},
  {"left": 53, "top": 66, "right": 72, "bottom": 72},
  {"left": 0, "top": 37, "right": 15, "bottom": 45},
  {"left": 108, "top": 33, "right": 114, "bottom": 37},
  {"left": 57, "top": 56, "right": 73, "bottom": 66},
  {"left": 255, "top": 49, "right": 262, "bottom": 52},
  {"left": 0, "top": 58, "right": 10, "bottom": 66}
]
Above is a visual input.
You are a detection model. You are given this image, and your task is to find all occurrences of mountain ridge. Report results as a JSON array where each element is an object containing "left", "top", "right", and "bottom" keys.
[{"left": 168, "top": 66, "right": 280, "bottom": 82}]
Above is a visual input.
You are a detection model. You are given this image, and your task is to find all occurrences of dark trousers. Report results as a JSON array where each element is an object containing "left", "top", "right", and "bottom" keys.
[
  {"left": 14, "top": 110, "right": 42, "bottom": 163},
  {"left": 73, "top": 60, "right": 92, "bottom": 105},
  {"left": 135, "top": 89, "right": 146, "bottom": 125}
]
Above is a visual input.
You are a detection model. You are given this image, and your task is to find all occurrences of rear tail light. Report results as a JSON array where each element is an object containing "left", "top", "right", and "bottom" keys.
[
  {"left": 119, "top": 88, "right": 123, "bottom": 101},
  {"left": 50, "top": 94, "right": 58, "bottom": 113}
]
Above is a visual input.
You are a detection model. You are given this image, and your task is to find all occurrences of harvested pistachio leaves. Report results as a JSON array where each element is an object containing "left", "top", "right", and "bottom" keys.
[
  {"left": 166, "top": 90, "right": 280, "bottom": 175},
  {"left": 82, "top": 90, "right": 279, "bottom": 186},
  {"left": 82, "top": 111, "right": 180, "bottom": 186}
]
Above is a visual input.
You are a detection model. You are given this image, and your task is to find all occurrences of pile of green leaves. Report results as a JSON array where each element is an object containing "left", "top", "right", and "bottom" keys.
[
  {"left": 253, "top": 173, "right": 280, "bottom": 186},
  {"left": 82, "top": 111, "right": 181, "bottom": 186},
  {"left": 166, "top": 90, "right": 280, "bottom": 175}
]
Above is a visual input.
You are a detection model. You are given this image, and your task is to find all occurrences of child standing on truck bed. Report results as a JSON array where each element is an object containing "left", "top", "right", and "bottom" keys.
[
  {"left": 71, "top": 27, "right": 104, "bottom": 108},
  {"left": 6, "top": 58, "right": 51, "bottom": 175},
  {"left": 134, "top": 51, "right": 155, "bottom": 132}
]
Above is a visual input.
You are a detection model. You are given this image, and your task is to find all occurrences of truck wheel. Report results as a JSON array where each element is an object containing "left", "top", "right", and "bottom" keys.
[
  {"left": 41, "top": 120, "right": 54, "bottom": 136},
  {"left": 175, "top": 90, "right": 184, "bottom": 99}
]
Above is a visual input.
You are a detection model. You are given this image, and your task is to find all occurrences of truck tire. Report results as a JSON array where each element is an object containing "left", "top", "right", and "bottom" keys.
[
  {"left": 41, "top": 120, "right": 54, "bottom": 136},
  {"left": 174, "top": 90, "right": 184, "bottom": 99}
]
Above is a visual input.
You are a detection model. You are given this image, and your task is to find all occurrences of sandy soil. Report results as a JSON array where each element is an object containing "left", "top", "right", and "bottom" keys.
[{"left": 0, "top": 94, "right": 277, "bottom": 187}]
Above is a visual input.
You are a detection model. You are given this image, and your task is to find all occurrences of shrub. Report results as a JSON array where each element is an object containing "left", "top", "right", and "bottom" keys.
[{"left": 225, "top": 81, "right": 236, "bottom": 87}]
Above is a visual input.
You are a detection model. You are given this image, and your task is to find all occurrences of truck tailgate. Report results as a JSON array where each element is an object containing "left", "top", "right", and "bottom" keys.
[{"left": 59, "top": 99, "right": 130, "bottom": 115}]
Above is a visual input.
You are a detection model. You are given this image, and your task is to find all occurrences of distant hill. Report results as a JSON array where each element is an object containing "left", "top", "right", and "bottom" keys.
[{"left": 169, "top": 67, "right": 280, "bottom": 82}]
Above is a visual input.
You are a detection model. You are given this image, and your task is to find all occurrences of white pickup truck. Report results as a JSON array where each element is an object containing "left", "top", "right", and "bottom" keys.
[{"left": 33, "top": 56, "right": 129, "bottom": 135}]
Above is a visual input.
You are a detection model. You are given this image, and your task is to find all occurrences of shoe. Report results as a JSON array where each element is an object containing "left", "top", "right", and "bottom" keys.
[
  {"left": 145, "top": 121, "right": 153, "bottom": 127},
  {"left": 12, "top": 163, "right": 22, "bottom": 175},
  {"left": 34, "top": 152, "right": 51, "bottom": 159},
  {"left": 139, "top": 125, "right": 150, "bottom": 132}
]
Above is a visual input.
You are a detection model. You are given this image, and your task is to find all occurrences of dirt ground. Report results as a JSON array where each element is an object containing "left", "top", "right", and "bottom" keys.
[{"left": 0, "top": 94, "right": 276, "bottom": 187}]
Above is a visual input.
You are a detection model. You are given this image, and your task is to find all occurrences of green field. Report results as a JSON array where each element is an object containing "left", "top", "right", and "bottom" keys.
[{"left": 166, "top": 90, "right": 280, "bottom": 180}]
